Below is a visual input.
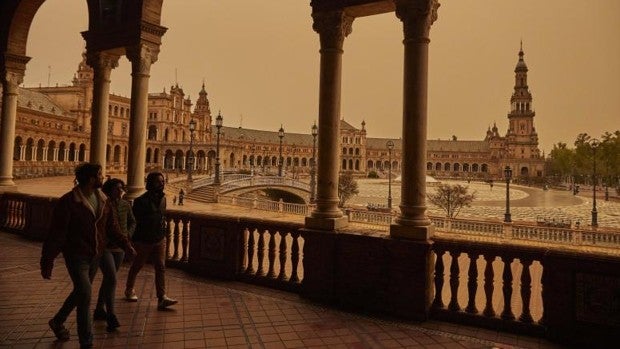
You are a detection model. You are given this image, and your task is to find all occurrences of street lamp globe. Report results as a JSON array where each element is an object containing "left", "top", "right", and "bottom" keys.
[
  {"left": 311, "top": 123, "right": 318, "bottom": 137},
  {"left": 189, "top": 118, "right": 196, "bottom": 132},
  {"left": 386, "top": 140, "right": 395, "bottom": 209}
]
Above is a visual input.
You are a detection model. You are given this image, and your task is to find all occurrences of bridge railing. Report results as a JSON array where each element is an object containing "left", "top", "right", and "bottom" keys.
[
  {"left": 218, "top": 194, "right": 310, "bottom": 216},
  {"left": 219, "top": 176, "right": 310, "bottom": 193}
]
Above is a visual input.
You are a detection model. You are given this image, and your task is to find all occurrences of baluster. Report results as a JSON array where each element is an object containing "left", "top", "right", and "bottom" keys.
[
  {"left": 181, "top": 219, "right": 189, "bottom": 262},
  {"left": 256, "top": 229, "right": 266, "bottom": 276},
  {"left": 245, "top": 228, "right": 255, "bottom": 275},
  {"left": 267, "top": 230, "right": 277, "bottom": 278},
  {"left": 500, "top": 256, "right": 515, "bottom": 320},
  {"left": 448, "top": 251, "right": 461, "bottom": 312},
  {"left": 431, "top": 250, "right": 445, "bottom": 310},
  {"left": 277, "top": 231, "right": 289, "bottom": 281},
  {"left": 519, "top": 258, "right": 534, "bottom": 323},
  {"left": 172, "top": 218, "right": 181, "bottom": 260},
  {"left": 539, "top": 261, "right": 546, "bottom": 325},
  {"left": 465, "top": 252, "right": 479, "bottom": 314},
  {"left": 483, "top": 254, "right": 496, "bottom": 317},
  {"left": 289, "top": 231, "right": 300, "bottom": 283},
  {"left": 165, "top": 218, "right": 172, "bottom": 259}
]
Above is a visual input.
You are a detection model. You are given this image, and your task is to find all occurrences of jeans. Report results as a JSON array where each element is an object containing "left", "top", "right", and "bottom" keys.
[
  {"left": 95, "top": 250, "right": 125, "bottom": 315},
  {"left": 126, "top": 239, "right": 167, "bottom": 298},
  {"left": 52, "top": 257, "right": 98, "bottom": 346}
]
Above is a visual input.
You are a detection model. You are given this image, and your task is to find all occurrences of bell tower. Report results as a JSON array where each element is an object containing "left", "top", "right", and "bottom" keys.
[{"left": 505, "top": 42, "right": 541, "bottom": 162}]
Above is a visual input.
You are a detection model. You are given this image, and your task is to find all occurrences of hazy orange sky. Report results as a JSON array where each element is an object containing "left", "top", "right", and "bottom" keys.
[{"left": 23, "top": 0, "right": 620, "bottom": 153}]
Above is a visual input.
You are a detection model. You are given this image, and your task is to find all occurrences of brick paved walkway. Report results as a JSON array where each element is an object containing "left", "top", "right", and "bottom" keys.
[{"left": 0, "top": 232, "right": 565, "bottom": 349}]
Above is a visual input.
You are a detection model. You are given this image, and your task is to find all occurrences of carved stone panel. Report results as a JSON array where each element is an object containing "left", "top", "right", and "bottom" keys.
[{"left": 199, "top": 226, "right": 226, "bottom": 261}]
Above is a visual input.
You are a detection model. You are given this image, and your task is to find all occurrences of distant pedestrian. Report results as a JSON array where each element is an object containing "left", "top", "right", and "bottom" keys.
[
  {"left": 93, "top": 178, "right": 136, "bottom": 332},
  {"left": 41, "top": 163, "right": 135, "bottom": 349},
  {"left": 178, "top": 189, "right": 185, "bottom": 206},
  {"left": 125, "top": 172, "right": 178, "bottom": 310},
  {"left": 172, "top": 195, "right": 177, "bottom": 205}
]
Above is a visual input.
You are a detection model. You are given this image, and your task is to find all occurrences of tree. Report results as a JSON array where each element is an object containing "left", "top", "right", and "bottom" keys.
[
  {"left": 427, "top": 184, "right": 476, "bottom": 218},
  {"left": 547, "top": 142, "right": 575, "bottom": 183},
  {"left": 338, "top": 173, "right": 359, "bottom": 207}
]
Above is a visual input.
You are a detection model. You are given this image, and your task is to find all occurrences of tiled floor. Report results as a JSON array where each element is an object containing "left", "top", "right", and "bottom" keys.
[{"left": 0, "top": 231, "right": 565, "bottom": 349}]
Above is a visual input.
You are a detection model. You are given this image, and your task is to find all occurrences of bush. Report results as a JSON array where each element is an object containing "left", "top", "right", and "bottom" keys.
[{"left": 367, "top": 170, "right": 379, "bottom": 178}]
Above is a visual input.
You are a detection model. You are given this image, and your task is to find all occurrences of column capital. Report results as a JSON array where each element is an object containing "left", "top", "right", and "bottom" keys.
[
  {"left": 312, "top": 10, "right": 354, "bottom": 51},
  {"left": 86, "top": 52, "right": 120, "bottom": 79},
  {"left": 395, "top": 0, "right": 440, "bottom": 42},
  {"left": 1, "top": 70, "right": 24, "bottom": 94},
  {"left": 126, "top": 43, "right": 158, "bottom": 76}
]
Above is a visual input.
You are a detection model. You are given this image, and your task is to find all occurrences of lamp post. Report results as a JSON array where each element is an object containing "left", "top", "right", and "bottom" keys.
[
  {"left": 214, "top": 111, "right": 223, "bottom": 185},
  {"left": 187, "top": 119, "right": 196, "bottom": 184},
  {"left": 278, "top": 125, "right": 284, "bottom": 177},
  {"left": 590, "top": 138, "right": 600, "bottom": 227},
  {"left": 504, "top": 165, "right": 512, "bottom": 222},
  {"left": 250, "top": 141, "right": 255, "bottom": 176},
  {"left": 310, "top": 122, "right": 318, "bottom": 203},
  {"left": 386, "top": 140, "right": 394, "bottom": 209}
]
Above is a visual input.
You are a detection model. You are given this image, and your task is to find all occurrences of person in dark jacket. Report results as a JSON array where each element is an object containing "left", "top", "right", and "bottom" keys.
[
  {"left": 124, "top": 171, "right": 178, "bottom": 310},
  {"left": 93, "top": 178, "right": 136, "bottom": 331},
  {"left": 41, "top": 164, "right": 135, "bottom": 349}
]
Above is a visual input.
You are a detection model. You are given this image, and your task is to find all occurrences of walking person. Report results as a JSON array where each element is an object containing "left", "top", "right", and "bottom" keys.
[
  {"left": 124, "top": 172, "right": 178, "bottom": 310},
  {"left": 40, "top": 163, "right": 135, "bottom": 349},
  {"left": 93, "top": 178, "right": 136, "bottom": 332},
  {"left": 178, "top": 189, "right": 185, "bottom": 206}
]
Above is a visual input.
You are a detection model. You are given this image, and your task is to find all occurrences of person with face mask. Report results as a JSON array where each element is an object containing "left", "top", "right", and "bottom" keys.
[
  {"left": 124, "top": 171, "right": 178, "bottom": 310},
  {"left": 41, "top": 163, "right": 136, "bottom": 349}
]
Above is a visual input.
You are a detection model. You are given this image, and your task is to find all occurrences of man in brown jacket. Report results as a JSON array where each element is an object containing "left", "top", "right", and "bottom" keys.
[{"left": 40, "top": 163, "right": 135, "bottom": 349}]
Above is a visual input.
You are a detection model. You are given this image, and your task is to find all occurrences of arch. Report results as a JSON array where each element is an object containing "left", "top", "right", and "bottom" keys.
[
  {"left": 36, "top": 138, "right": 45, "bottom": 161},
  {"left": 348, "top": 147, "right": 353, "bottom": 155},
  {"left": 47, "top": 140, "right": 56, "bottom": 161},
  {"left": 426, "top": 162, "right": 432, "bottom": 171},
  {"left": 472, "top": 163, "right": 479, "bottom": 172},
  {"left": 435, "top": 162, "right": 441, "bottom": 171},
  {"left": 375, "top": 160, "right": 382, "bottom": 170},
  {"left": 271, "top": 156, "right": 277, "bottom": 166},
  {"left": 383, "top": 160, "right": 389, "bottom": 169},
  {"left": 146, "top": 147, "right": 152, "bottom": 163},
  {"left": 348, "top": 159, "right": 353, "bottom": 170},
  {"left": 355, "top": 148, "right": 360, "bottom": 156},
  {"left": 444, "top": 162, "right": 451, "bottom": 171},
  {"left": 79, "top": 143, "right": 86, "bottom": 162},
  {"left": 164, "top": 149, "right": 174, "bottom": 169},
  {"left": 301, "top": 158, "right": 307, "bottom": 167},
  {"left": 114, "top": 105, "right": 118, "bottom": 116},
  {"left": 164, "top": 128, "right": 170, "bottom": 142},
  {"left": 463, "top": 163, "right": 470, "bottom": 172},
  {"left": 342, "top": 147, "right": 346, "bottom": 154},
  {"left": 58, "top": 142, "right": 66, "bottom": 162},
  {"left": 392, "top": 160, "right": 398, "bottom": 171},
  {"left": 113, "top": 145, "right": 121, "bottom": 163},
  {"left": 13, "top": 136, "right": 22, "bottom": 161},
  {"left": 174, "top": 149, "right": 184, "bottom": 169},
  {"left": 453, "top": 163, "right": 461, "bottom": 172},
  {"left": 342, "top": 159, "right": 347, "bottom": 170},
  {"left": 229, "top": 153, "right": 235, "bottom": 169},
  {"left": 25, "top": 138, "right": 34, "bottom": 161},
  {"left": 68, "top": 143, "right": 76, "bottom": 162},
  {"left": 148, "top": 125, "right": 158, "bottom": 140},
  {"left": 521, "top": 166, "right": 529, "bottom": 176},
  {"left": 367, "top": 160, "right": 374, "bottom": 169},
  {"left": 355, "top": 159, "right": 360, "bottom": 171},
  {"left": 106, "top": 144, "right": 111, "bottom": 162},
  {"left": 481, "top": 163, "right": 488, "bottom": 172}
]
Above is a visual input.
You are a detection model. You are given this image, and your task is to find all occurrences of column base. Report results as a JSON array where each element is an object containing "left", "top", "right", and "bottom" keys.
[
  {"left": 390, "top": 223, "right": 434, "bottom": 240},
  {"left": 0, "top": 183, "right": 18, "bottom": 193},
  {"left": 123, "top": 187, "right": 144, "bottom": 201},
  {"left": 305, "top": 216, "right": 349, "bottom": 231}
]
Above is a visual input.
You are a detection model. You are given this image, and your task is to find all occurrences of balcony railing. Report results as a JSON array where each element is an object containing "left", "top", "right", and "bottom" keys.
[{"left": 1, "top": 191, "right": 619, "bottom": 347}]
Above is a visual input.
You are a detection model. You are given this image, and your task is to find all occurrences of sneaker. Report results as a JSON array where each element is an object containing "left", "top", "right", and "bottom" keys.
[
  {"left": 106, "top": 313, "right": 120, "bottom": 332},
  {"left": 125, "top": 289, "right": 138, "bottom": 302},
  {"left": 157, "top": 295, "right": 178, "bottom": 310},
  {"left": 93, "top": 308, "right": 107, "bottom": 321},
  {"left": 48, "top": 318, "right": 70, "bottom": 341}
]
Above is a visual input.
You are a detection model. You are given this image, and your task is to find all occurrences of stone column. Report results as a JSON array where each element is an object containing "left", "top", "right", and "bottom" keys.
[
  {"left": 53, "top": 149, "right": 59, "bottom": 162},
  {"left": 87, "top": 52, "right": 119, "bottom": 172},
  {"left": 391, "top": 0, "right": 440, "bottom": 240},
  {"left": 125, "top": 44, "right": 156, "bottom": 199},
  {"left": 43, "top": 147, "right": 48, "bottom": 161},
  {"left": 19, "top": 146, "right": 26, "bottom": 161},
  {"left": 171, "top": 156, "right": 176, "bottom": 169},
  {"left": 74, "top": 149, "right": 79, "bottom": 162},
  {"left": 0, "top": 68, "right": 24, "bottom": 190},
  {"left": 305, "top": 10, "right": 354, "bottom": 231},
  {"left": 64, "top": 149, "right": 70, "bottom": 162},
  {"left": 31, "top": 146, "right": 37, "bottom": 161}
]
